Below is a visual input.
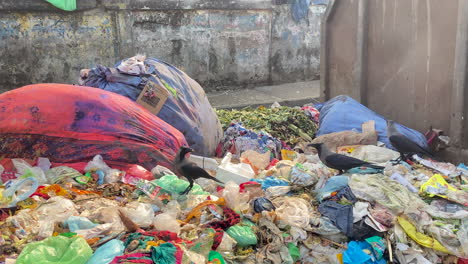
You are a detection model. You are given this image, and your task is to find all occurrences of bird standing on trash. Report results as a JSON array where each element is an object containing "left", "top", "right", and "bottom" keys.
[
  {"left": 308, "top": 143, "right": 384, "bottom": 174},
  {"left": 174, "top": 146, "right": 224, "bottom": 195},
  {"left": 386, "top": 120, "right": 434, "bottom": 161}
]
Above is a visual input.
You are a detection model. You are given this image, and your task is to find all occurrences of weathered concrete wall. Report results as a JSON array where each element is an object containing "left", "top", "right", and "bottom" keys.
[{"left": 0, "top": 0, "right": 326, "bottom": 93}]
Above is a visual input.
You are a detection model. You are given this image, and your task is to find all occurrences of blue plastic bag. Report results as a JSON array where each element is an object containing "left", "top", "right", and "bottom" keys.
[
  {"left": 64, "top": 216, "right": 98, "bottom": 232},
  {"left": 86, "top": 239, "right": 125, "bottom": 264},
  {"left": 251, "top": 177, "right": 289, "bottom": 190},
  {"left": 316, "top": 175, "right": 349, "bottom": 202},
  {"left": 316, "top": 95, "right": 429, "bottom": 150},
  {"left": 81, "top": 57, "right": 222, "bottom": 156}
]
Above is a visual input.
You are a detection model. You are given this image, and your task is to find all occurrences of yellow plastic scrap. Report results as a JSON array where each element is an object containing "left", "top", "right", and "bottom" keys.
[
  {"left": 281, "top": 149, "right": 297, "bottom": 161},
  {"left": 397, "top": 217, "right": 451, "bottom": 254},
  {"left": 183, "top": 198, "right": 226, "bottom": 223},
  {"left": 420, "top": 174, "right": 457, "bottom": 198},
  {"left": 146, "top": 240, "right": 164, "bottom": 250}
]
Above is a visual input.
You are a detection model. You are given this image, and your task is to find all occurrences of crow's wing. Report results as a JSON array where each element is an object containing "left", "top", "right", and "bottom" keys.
[
  {"left": 325, "top": 153, "right": 368, "bottom": 170},
  {"left": 389, "top": 135, "right": 433, "bottom": 157},
  {"left": 180, "top": 162, "right": 223, "bottom": 184}
]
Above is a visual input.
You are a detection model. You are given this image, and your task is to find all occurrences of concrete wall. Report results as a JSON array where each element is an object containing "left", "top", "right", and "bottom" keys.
[
  {"left": 0, "top": 0, "right": 326, "bottom": 93},
  {"left": 321, "top": 0, "right": 468, "bottom": 162}
]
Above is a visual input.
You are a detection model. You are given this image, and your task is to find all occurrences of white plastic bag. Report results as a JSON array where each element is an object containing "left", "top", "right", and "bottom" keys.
[
  {"left": 153, "top": 213, "right": 180, "bottom": 234},
  {"left": 273, "top": 197, "right": 311, "bottom": 229},
  {"left": 222, "top": 181, "right": 250, "bottom": 213},
  {"left": 122, "top": 202, "right": 154, "bottom": 228}
]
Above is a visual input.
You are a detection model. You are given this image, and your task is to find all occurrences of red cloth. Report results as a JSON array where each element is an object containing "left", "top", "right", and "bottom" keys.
[{"left": 0, "top": 84, "right": 187, "bottom": 171}]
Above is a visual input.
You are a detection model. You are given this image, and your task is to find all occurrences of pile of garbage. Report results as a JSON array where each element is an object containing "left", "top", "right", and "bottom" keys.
[
  {"left": 0, "top": 54, "right": 466, "bottom": 263},
  {"left": 0, "top": 105, "right": 467, "bottom": 264}
]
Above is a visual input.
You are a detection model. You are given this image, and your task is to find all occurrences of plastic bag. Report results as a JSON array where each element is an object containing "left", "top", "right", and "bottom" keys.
[
  {"left": 122, "top": 201, "right": 154, "bottom": 228},
  {"left": 0, "top": 177, "right": 39, "bottom": 208},
  {"left": 13, "top": 159, "right": 48, "bottom": 185},
  {"left": 216, "top": 232, "right": 237, "bottom": 252},
  {"left": 155, "top": 174, "right": 209, "bottom": 195},
  {"left": 86, "top": 239, "right": 125, "bottom": 264},
  {"left": 315, "top": 95, "right": 429, "bottom": 150},
  {"left": 222, "top": 181, "right": 250, "bottom": 213},
  {"left": 85, "top": 155, "right": 123, "bottom": 184},
  {"left": 253, "top": 197, "right": 276, "bottom": 213},
  {"left": 16, "top": 236, "right": 92, "bottom": 264},
  {"left": 240, "top": 150, "right": 271, "bottom": 171},
  {"left": 153, "top": 213, "right": 181, "bottom": 234},
  {"left": 265, "top": 186, "right": 292, "bottom": 198},
  {"left": 273, "top": 197, "right": 311, "bottom": 229},
  {"left": 64, "top": 216, "right": 98, "bottom": 232},
  {"left": 126, "top": 164, "right": 153, "bottom": 181},
  {"left": 36, "top": 196, "right": 79, "bottom": 238},
  {"left": 316, "top": 176, "right": 349, "bottom": 201},
  {"left": 226, "top": 224, "right": 257, "bottom": 247},
  {"left": 81, "top": 57, "right": 222, "bottom": 156},
  {"left": 290, "top": 163, "right": 318, "bottom": 187},
  {"left": 397, "top": 216, "right": 451, "bottom": 254}
]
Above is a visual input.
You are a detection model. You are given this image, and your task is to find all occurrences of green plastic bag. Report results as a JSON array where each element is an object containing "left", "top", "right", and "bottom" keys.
[
  {"left": 16, "top": 236, "right": 93, "bottom": 264},
  {"left": 45, "top": 0, "right": 77, "bottom": 11},
  {"left": 226, "top": 224, "right": 257, "bottom": 247},
  {"left": 287, "top": 243, "right": 300, "bottom": 262},
  {"left": 155, "top": 175, "right": 210, "bottom": 195}
]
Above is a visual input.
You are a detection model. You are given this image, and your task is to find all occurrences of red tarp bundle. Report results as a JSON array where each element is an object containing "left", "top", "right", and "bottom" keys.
[{"left": 0, "top": 84, "right": 187, "bottom": 170}]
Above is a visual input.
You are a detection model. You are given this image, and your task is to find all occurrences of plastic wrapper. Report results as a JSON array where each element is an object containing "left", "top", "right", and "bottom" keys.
[
  {"left": 36, "top": 196, "right": 79, "bottom": 238},
  {"left": 420, "top": 174, "right": 468, "bottom": 206},
  {"left": 241, "top": 150, "right": 271, "bottom": 171},
  {"left": 222, "top": 181, "right": 250, "bottom": 213},
  {"left": 226, "top": 224, "right": 257, "bottom": 247},
  {"left": 413, "top": 155, "right": 461, "bottom": 178},
  {"left": 126, "top": 164, "right": 153, "bottom": 182},
  {"left": 15, "top": 236, "right": 93, "bottom": 264},
  {"left": 426, "top": 200, "right": 468, "bottom": 219},
  {"left": 86, "top": 239, "right": 125, "bottom": 264},
  {"left": 273, "top": 197, "right": 311, "bottom": 229},
  {"left": 290, "top": 163, "right": 318, "bottom": 187},
  {"left": 389, "top": 172, "right": 418, "bottom": 193},
  {"left": 46, "top": 166, "right": 82, "bottom": 184},
  {"left": 153, "top": 213, "right": 181, "bottom": 235}
]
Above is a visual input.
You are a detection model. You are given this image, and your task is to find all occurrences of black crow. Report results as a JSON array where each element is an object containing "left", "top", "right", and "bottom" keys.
[
  {"left": 386, "top": 120, "right": 434, "bottom": 160},
  {"left": 308, "top": 143, "right": 384, "bottom": 174},
  {"left": 174, "top": 146, "right": 223, "bottom": 195}
]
